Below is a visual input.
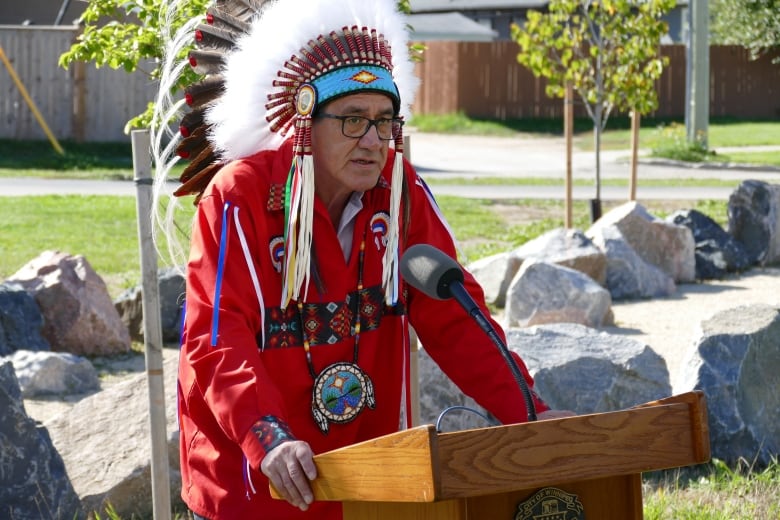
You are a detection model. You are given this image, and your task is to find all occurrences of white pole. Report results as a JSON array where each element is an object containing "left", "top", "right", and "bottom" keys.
[
  {"left": 686, "top": 0, "right": 709, "bottom": 148},
  {"left": 132, "top": 129, "right": 172, "bottom": 520}
]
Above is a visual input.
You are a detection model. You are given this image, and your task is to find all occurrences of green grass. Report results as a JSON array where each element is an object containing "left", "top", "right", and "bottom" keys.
[
  {"left": 0, "top": 195, "right": 725, "bottom": 297},
  {"left": 418, "top": 196, "right": 728, "bottom": 262},
  {"left": 410, "top": 111, "right": 582, "bottom": 137},
  {"left": 604, "top": 119, "right": 780, "bottom": 150},
  {"left": 0, "top": 140, "right": 135, "bottom": 178},
  {"left": 0, "top": 195, "right": 194, "bottom": 297},
  {"left": 714, "top": 150, "right": 780, "bottom": 168},
  {"left": 421, "top": 176, "right": 742, "bottom": 188},
  {"left": 0, "top": 139, "right": 186, "bottom": 179},
  {"left": 644, "top": 459, "right": 780, "bottom": 519},
  {"left": 0, "top": 196, "right": 141, "bottom": 291},
  {"left": 410, "top": 113, "right": 780, "bottom": 146}
]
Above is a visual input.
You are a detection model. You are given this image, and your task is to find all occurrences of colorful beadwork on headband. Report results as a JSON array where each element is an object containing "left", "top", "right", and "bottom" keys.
[
  {"left": 310, "top": 65, "right": 399, "bottom": 112},
  {"left": 266, "top": 27, "right": 401, "bottom": 137}
]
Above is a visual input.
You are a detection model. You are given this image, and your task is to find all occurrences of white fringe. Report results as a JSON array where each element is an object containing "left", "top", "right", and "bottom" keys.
[
  {"left": 293, "top": 154, "right": 315, "bottom": 303},
  {"left": 382, "top": 152, "right": 404, "bottom": 305},
  {"left": 233, "top": 206, "right": 266, "bottom": 350},
  {"left": 150, "top": 1, "right": 203, "bottom": 273}
]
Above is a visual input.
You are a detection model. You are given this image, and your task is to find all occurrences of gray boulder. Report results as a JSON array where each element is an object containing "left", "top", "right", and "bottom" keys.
[
  {"left": 496, "top": 228, "right": 607, "bottom": 308},
  {"left": 504, "top": 260, "right": 613, "bottom": 328},
  {"left": 0, "top": 361, "right": 83, "bottom": 520},
  {"left": 588, "top": 201, "right": 696, "bottom": 283},
  {"left": 115, "top": 266, "right": 185, "bottom": 343},
  {"left": 508, "top": 323, "right": 671, "bottom": 414},
  {"left": 417, "top": 347, "right": 498, "bottom": 432},
  {"left": 0, "top": 282, "right": 50, "bottom": 356},
  {"left": 588, "top": 224, "right": 676, "bottom": 300},
  {"left": 512, "top": 227, "right": 607, "bottom": 284},
  {"left": 676, "top": 303, "right": 780, "bottom": 467},
  {"left": 728, "top": 180, "right": 780, "bottom": 266},
  {"left": 416, "top": 324, "right": 671, "bottom": 427},
  {"left": 7, "top": 251, "right": 131, "bottom": 356},
  {"left": 43, "top": 351, "right": 182, "bottom": 518},
  {"left": 466, "top": 252, "right": 509, "bottom": 307},
  {"left": 7, "top": 350, "right": 99, "bottom": 398}
]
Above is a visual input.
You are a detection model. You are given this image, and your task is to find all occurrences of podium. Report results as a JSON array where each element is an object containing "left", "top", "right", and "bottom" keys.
[{"left": 285, "top": 391, "right": 710, "bottom": 519}]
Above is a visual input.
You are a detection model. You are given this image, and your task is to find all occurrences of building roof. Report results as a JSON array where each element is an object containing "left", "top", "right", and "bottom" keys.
[
  {"left": 410, "top": 0, "right": 547, "bottom": 11},
  {"left": 410, "top": 0, "right": 687, "bottom": 11},
  {"left": 407, "top": 12, "right": 498, "bottom": 41}
]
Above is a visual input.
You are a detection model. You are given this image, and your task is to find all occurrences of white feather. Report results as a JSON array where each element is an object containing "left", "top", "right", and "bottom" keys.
[{"left": 207, "top": 0, "right": 419, "bottom": 161}]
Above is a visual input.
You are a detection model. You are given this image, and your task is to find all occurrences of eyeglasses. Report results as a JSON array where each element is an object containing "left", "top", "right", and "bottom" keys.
[{"left": 318, "top": 113, "right": 403, "bottom": 141}]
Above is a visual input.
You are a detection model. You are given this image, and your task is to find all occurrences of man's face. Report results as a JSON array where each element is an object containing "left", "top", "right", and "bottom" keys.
[{"left": 311, "top": 92, "right": 394, "bottom": 204}]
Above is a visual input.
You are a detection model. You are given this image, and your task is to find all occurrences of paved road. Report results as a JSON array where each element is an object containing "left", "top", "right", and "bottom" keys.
[
  {"left": 4, "top": 132, "right": 779, "bottom": 200},
  {"left": 408, "top": 132, "right": 780, "bottom": 200}
]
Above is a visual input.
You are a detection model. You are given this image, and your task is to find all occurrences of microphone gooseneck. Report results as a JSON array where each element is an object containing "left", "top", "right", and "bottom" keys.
[{"left": 400, "top": 244, "right": 537, "bottom": 422}]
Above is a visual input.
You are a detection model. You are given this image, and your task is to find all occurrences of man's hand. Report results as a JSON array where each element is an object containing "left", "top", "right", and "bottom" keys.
[{"left": 261, "top": 440, "right": 318, "bottom": 511}]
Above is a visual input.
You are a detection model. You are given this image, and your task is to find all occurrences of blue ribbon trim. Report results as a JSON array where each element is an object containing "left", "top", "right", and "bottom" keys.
[{"left": 211, "top": 201, "right": 231, "bottom": 347}]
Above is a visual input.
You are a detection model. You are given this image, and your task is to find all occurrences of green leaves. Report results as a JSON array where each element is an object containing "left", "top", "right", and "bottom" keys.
[
  {"left": 58, "top": 0, "right": 212, "bottom": 129},
  {"left": 512, "top": 0, "right": 675, "bottom": 118},
  {"left": 711, "top": 0, "right": 780, "bottom": 62}
]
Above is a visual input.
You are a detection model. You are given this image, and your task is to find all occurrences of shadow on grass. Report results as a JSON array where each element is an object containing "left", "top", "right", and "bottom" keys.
[{"left": 0, "top": 139, "right": 133, "bottom": 171}]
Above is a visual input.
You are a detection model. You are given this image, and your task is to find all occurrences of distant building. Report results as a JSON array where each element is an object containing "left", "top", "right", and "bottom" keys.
[
  {"left": 408, "top": 12, "right": 498, "bottom": 41},
  {"left": 0, "top": 0, "right": 86, "bottom": 26},
  {"left": 409, "top": 0, "right": 688, "bottom": 43}
]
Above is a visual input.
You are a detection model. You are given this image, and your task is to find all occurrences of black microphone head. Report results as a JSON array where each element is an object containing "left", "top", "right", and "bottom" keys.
[{"left": 400, "top": 244, "right": 464, "bottom": 300}]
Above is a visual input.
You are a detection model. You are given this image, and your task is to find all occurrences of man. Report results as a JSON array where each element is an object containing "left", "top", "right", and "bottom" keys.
[{"left": 154, "top": 0, "right": 563, "bottom": 518}]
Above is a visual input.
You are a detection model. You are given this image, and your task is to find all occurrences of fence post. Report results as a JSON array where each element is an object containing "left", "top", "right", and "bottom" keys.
[{"left": 132, "top": 129, "right": 172, "bottom": 520}]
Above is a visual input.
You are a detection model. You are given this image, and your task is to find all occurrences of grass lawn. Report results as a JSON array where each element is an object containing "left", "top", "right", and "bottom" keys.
[
  {"left": 0, "top": 195, "right": 727, "bottom": 296},
  {"left": 0, "top": 195, "right": 194, "bottom": 296}
]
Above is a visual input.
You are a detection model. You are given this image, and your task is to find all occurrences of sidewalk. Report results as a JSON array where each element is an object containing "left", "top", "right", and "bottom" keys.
[
  {"left": 406, "top": 132, "right": 780, "bottom": 200},
  {"left": 406, "top": 131, "right": 780, "bottom": 181},
  {"left": 3, "top": 132, "right": 779, "bottom": 199}
]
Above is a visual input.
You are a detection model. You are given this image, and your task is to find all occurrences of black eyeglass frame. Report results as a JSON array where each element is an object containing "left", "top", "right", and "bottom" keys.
[{"left": 317, "top": 113, "right": 404, "bottom": 141}]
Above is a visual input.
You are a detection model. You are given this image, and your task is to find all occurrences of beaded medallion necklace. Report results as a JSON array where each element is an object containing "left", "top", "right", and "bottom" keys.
[{"left": 298, "top": 236, "right": 376, "bottom": 434}]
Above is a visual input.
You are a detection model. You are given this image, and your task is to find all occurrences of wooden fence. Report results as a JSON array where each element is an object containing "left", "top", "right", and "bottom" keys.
[
  {"left": 413, "top": 41, "right": 780, "bottom": 120},
  {"left": 1, "top": 26, "right": 778, "bottom": 143},
  {"left": 0, "top": 25, "right": 156, "bottom": 142}
]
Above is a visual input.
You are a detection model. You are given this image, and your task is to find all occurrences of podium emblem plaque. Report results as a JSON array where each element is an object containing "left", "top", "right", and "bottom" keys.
[{"left": 515, "top": 487, "right": 585, "bottom": 520}]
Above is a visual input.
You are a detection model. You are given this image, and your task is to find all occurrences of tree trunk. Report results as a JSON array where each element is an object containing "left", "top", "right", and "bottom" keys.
[
  {"left": 629, "top": 110, "right": 640, "bottom": 201},
  {"left": 591, "top": 104, "right": 603, "bottom": 222}
]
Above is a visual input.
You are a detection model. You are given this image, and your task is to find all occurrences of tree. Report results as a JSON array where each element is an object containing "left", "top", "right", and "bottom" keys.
[
  {"left": 512, "top": 0, "right": 675, "bottom": 219},
  {"left": 59, "top": 0, "right": 414, "bottom": 133},
  {"left": 711, "top": 0, "right": 780, "bottom": 63},
  {"left": 59, "top": 0, "right": 210, "bottom": 132}
]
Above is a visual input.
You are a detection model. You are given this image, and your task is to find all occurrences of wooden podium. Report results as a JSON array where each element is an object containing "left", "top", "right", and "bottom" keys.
[{"left": 286, "top": 391, "right": 710, "bottom": 519}]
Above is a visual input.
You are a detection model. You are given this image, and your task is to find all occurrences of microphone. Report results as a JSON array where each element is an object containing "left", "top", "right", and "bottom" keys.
[{"left": 400, "top": 244, "right": 537, "bottom": 422}]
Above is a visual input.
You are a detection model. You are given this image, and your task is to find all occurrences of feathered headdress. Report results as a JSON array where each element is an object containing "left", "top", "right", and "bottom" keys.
[{"left": 153, "top": 0, "right": 417, "bottom": 309}]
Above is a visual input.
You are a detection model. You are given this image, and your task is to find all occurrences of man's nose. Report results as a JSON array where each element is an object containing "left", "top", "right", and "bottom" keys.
[{"left": 358, "top": 123, "right": 383, "bottom": 147}]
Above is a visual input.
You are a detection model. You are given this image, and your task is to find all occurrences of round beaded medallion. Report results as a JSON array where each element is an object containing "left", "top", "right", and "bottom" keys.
[{"left": 311, "top": 362, "right": 375, "bottom": 434}]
